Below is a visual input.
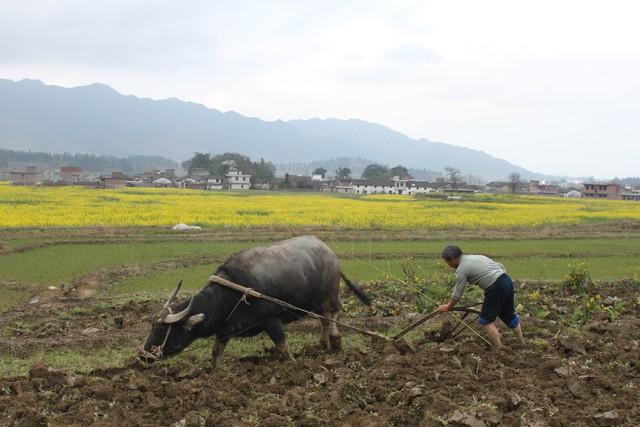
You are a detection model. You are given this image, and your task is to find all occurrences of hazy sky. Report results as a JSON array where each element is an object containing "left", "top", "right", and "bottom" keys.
[{"left": 1, "top": 0, "right": 638, "bottom": 178}]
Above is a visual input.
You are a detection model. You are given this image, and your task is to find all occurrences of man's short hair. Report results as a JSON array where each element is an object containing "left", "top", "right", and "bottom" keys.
[{"left": 441, "top": 245, "right": 462, "bottom": 261}]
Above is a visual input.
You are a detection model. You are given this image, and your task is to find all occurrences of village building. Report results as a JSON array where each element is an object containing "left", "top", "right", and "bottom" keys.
[
  {"left": 485, "top": 180, "right": 530, "bottom": 194},
  {"left": 621, "top": 190, "right": 640, "bottom": 201},
  {"left": 253, "top": 177, "right": 284, "bottom": 191},
  {"left": 565, "top": 190, "right": 582, "bottom": 198},
  {"left": 582, "top": 183, "right": 622, "bottom": 200},
  {"left": 152, "top": 177, "right": 176, "bottom": 188},
  {"left": 225, "top": 168, "right": 251, "bottom": 190},
  {"left": 349, "top": 176, "right": 435, "bottom": 195},
  {"left": 9, "top": 166, "right": 38, "bottom": 185},
  {"left": 528, "top": 180, "right": 561, "bottom": 195},
  {"left": 350, "top": 179, "right": 394, "bottom": 195},
  {"left": 320, "top": 181, "right": 352, "bottom": 193},
  {"left": 207, "top": 176, "right": 225, "bottom": 190},
  {"left": 405, "top": 180, "right": 436, "bottom": 195},
  {"left": 98, "top": 171, "right": 129, "bottom": 189},
  {"left": 180, "top": 177, "right": 207, "bottom": 190},
  {"left": 485, "top": 181, "right": 511, "bottom": 193},
  {"left": 59, "top": 166, "right": 82, "bottom": 183}
]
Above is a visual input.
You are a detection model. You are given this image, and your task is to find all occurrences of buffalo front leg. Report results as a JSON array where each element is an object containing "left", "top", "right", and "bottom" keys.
[
  {"left": 263, "top": 318, "right": 295, "bottom": 362},
  {"left": 211, "top": 338, "right": 228, "bottom": 367},
  {"left": 319, "top": 318, "right": 331, "bottom": 350}
]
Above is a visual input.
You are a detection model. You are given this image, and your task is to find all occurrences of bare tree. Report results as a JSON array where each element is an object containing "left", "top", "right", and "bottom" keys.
[
  {"left": 444, "top": 166, "right": 461, "bottom": 191},
  {"left": 508, "top": 172, "right": 521, "bottom": 194}
]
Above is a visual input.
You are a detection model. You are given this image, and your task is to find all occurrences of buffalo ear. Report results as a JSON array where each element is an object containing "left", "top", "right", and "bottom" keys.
[{"left": 183, "top": 313, "right": 205, "bottom": 331}]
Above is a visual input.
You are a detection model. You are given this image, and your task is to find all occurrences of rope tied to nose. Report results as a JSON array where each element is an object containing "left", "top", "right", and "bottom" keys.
[{"left": 138, "top": 307, "right": 176, "bottom": 361}]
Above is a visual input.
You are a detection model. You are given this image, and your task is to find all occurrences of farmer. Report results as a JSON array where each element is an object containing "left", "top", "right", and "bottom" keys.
[{"left": 436, "top": 245, "right": 525, "bottom": 349}]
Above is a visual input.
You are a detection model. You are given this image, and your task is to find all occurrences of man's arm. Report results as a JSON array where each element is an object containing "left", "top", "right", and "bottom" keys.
[{"left": 437, "top": 272, "right": 466, "bottom": 313}]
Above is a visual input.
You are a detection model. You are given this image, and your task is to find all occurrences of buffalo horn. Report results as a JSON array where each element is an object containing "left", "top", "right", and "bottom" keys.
[
  {"left": 163, "top": 296, "right": 194, "bottom": 324},
  {"left": 163, "top": 280, "right": 183, "bottom": 309}
]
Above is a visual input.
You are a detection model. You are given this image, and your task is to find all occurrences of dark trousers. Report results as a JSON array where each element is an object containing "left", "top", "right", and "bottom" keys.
[{"left": 479, "top": 274, "right": 520, "bottom": 328}]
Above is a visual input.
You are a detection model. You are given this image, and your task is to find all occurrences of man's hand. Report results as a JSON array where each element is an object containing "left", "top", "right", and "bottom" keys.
[
  {"left": 436, "top": 298, "right": 458, "bottom": 314},
  {"left": 436, "top": 303, "right": 451, "bottom": 313}
]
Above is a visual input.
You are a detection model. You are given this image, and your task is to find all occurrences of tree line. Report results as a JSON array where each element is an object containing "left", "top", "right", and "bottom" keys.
[
  {"left": 0, "top": 148, "right": 177, "bottom": 173},
  {"left": 182, "top": 152, "right": 276, "bottom": 181}
]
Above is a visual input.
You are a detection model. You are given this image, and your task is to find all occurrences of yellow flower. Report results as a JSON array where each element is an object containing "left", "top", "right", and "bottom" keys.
[{"left": 0, "top": 184, "right": 639, "bottom": 229}]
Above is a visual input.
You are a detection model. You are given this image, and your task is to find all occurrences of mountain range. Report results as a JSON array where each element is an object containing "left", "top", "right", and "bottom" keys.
[{"left": 0, "top": 79, "right": 544, "bottom": 180}]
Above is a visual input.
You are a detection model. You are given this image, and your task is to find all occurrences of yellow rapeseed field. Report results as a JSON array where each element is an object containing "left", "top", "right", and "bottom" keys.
[{"left": 1, "top": 183, "right": 639, "bottom": 228}]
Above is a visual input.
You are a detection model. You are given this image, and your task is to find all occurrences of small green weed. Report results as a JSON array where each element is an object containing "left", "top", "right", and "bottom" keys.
[
  {"left": 6, "top": 320, "right": 33, "bottom": 336},
  {"left": 562, "top": 262, "right": 591, "bottom": 294}
]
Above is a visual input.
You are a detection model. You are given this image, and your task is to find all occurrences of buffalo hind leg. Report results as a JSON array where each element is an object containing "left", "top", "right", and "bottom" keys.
[
  {"left": 263, "top": 318, "right": 295, "bottom": 362},
  {"left": 319, "top": 318, "right": 331, "bottom": 350},
  {"left": 328, "top": 312, "right": 342, "bottom": 352},
  {"left": 211, "top": 338, "right": 228, "bottom": 368}
]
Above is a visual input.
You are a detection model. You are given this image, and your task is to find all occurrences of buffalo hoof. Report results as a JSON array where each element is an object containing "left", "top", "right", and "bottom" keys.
[
  {"left": 207, "top": 358, "right": 222, "bottom": 372},
  {"left": 329, "top": 335, "right": 342, "bottom": 353}
]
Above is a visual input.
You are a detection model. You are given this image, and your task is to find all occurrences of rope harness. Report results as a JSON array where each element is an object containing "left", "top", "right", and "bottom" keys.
[
  {"left": 137, "top": 307, "right": 176, "bottom": 361},
  {"left": 225, "top": 293, "right": 250, "bottom": 322}
]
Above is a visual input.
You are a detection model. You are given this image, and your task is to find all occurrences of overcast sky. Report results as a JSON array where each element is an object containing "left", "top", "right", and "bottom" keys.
[{"left": 1, "top": 0, "right": 638, "bottom": 178}]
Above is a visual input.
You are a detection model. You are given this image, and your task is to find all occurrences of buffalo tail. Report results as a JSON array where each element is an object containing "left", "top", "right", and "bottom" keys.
[{"left": 341, "top": 272, "right": 371, "bottom": 305}]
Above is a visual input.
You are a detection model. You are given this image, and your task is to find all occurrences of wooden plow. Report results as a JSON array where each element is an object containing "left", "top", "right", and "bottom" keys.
[{"left": 208, "top": 275, "right": 484, "bottom": 353}]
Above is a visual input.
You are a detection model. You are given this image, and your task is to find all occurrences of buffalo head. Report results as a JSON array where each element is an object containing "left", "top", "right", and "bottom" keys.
[{"left": 139, "top": 281, "right": 205, "bottom": 362}]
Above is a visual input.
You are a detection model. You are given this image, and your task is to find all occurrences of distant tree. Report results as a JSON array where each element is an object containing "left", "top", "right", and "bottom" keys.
[
  {"left": 313, "top": 167, "right": 327, "bottom": 178},
  {"left": 210, "top": 153, "right": 251, "bottom": 176},
  {"left": 182, "top": 152, "right": 211, "bottom": 174},
  {"left": 508, "top": 172, "right": 521, "bottom": 194},
  {"left": 444, "top": 166, "right": 461, "bottom": 190},
  {"left": 335, "top": 167, "right": 352, "bottom": 180},
  {"left": 362, "top": 164, "right": 391, "bottom": 180},
  {"left": 254, "top": 157, "right": 276, "bottom": 181},
  {"left": 284, "top": 173, "right": 290, "bottom": 188},
  {"left": 390, "top": 165, "right": 410, "bottom": 178}
]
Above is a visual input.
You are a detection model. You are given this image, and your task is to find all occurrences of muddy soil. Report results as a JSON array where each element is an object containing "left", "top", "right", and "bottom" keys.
[{"left": 1, "top": 284, "right": 639, "bottom": 426}]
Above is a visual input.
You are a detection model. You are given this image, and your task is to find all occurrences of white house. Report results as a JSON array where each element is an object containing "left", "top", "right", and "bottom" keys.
[
  {"left": 152, "top": 177, "right": 175, "bottom": 188},
  {"left": 207, "top": 176, "right": 224, "bottom": 190},
  {"left": 406, "top": 180, "right": 436, "bottom": 195},
  {"left": 350, "top": 179, "right": 394, "bottom": 195},
  {"left": 348, "top": 176, "right": 436, "bottom": 195},
  {"left": 225, "top": 168, "right": 251, "bottom": 190}
]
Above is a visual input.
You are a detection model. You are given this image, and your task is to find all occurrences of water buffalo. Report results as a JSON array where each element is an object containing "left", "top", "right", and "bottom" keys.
[{"left": 140, "top": 236, "right": 370, "bottom": 365}]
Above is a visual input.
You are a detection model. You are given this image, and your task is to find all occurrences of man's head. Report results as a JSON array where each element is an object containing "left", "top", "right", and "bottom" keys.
[{"left": 441, "top": 245, "right": 462, "bottom": 268}]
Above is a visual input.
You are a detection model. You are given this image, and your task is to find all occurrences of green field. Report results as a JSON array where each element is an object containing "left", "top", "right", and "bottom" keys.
[{"left": 1, "top": 236, "right": 639, "bottom": 311}]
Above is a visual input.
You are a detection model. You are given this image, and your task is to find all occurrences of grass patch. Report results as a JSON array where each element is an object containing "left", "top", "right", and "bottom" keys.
[
  {"left": 0, "top": 241, "right": 255, "bottom": 285},
  {"left": 109, "top": 264, "right": 215, "bottom": 296},
  {"left": 0, "top": 288, "right": 29, "bottom": 313},
  {"left": 0, "top": 346, "right": 132, "bottom": 378}
]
